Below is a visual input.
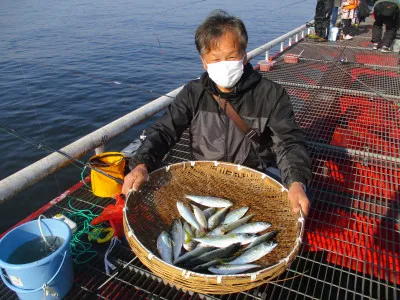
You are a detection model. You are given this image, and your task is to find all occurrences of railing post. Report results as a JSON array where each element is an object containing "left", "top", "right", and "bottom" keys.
[
  {"left": 295, "top": 33, "right": 299, "bottom": 42},
  {"left": 95, "top": 145, "right": 105, "bottom": 154},
  {"left": 289, "top": 37, "right": 292, "bottom": 47},
  {"left": 280, "top": 41, "right": 284, "bottom": 52},
  {"left": 265, "top": 50, "right": 270, "bottom": 61},
  {"left": 301, "top": 30, "right": 305, "bottom": 38}
]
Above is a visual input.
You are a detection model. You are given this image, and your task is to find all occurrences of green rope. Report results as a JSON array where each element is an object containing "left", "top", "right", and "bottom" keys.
[
  {"left": 65, "top": 196, "right": 103, "bottom": 264},
  {"left": 80, "top": 166, "right": 92, "bottom": 190}
]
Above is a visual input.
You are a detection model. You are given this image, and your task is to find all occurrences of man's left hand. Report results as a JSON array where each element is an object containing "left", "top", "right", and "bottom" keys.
[{"left": 288, "top": 182, "right": 310, "bottom": 217}]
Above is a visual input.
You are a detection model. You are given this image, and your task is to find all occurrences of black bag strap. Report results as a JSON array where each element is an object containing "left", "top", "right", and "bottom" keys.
[{"left": 212, "top": 94, "right": 261, "bottom": 144}]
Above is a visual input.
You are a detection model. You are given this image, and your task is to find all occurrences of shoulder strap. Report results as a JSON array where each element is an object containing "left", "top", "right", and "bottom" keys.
[{"left": 212, "top": 94, "right": 261, "bottom": 143}]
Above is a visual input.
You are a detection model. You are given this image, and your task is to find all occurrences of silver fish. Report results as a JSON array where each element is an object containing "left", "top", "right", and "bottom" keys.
[
  {"left": 177, "top": 201, "right": 202, "bottom": 232},
  {"left": 185, "top": 195, "right": 233, "bottom": 208},
  {"left": 203, "top": 207, "right": 217, "bottom": 219},
  {"left": 193, "top": 233, "right": 257, "bottom": 248},
  {"left": 207, "top": 224, "right": 225, "bottom": 236},
  {"left": 229, "top": 222, "right": 271, "bottom": 234},
  {"left": 208, "top": 207, "right": 230, "bottom": 230},
  {"left": 222, "top": 207, "right": 249, "bottom": 224},
  {"left": 157, "top": 231, "right": 173, "bottom": 264},
  {"left": 244, "top": 230, "right": 278, "bottom": 250},
  {"left": 174, "top": 246, "right": 217, "bottom": 265},
  {"left": 208, "top": 264, "right": 261, "bottom": 275},
  {"left": 188, "top": 243, "right": 241, "bottom": 266},
  {"left": 183, "top": 222, "right": 197, "bottom": 251},
  {"left": 219, "top": 214, "right": 255, "bottom": 234},
  {"left": 170, "top": 219, "right": 183, "bottom": 261},
  {"left": 192, "top": 259, "right": 221, "bottom": 272},
  {"left": 191, "top": 204, "right": 207, "bottom": 230},
  {"left": 228, "top": 241, "right": 278, "bottom": 264},
  {"left": 208, "top": 214, "right": 254, "bottom": 236},
  {"left": 194, "top": 229, "right": 206, "bottom": 238}
]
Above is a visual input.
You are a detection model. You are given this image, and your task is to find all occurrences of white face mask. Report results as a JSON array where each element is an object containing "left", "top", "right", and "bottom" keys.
[{"left": 206, "top": 59, "right": 244, "bottom": 89}]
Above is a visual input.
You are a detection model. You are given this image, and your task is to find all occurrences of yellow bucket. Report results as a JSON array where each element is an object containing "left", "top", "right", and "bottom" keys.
[{"left": 89, "top": 152, "right": 125, "bottom": 198}]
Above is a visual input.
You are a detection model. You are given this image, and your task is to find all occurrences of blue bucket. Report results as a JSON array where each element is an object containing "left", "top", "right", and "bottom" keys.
[{"left": 0, "top": 218, "right": 73, "bottom": 299}]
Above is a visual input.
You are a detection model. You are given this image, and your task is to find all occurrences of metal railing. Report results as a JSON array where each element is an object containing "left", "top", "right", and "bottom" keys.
[
  {"left": 247, "top": 24, "right": 307, "bottom": 61},
  {"left": 0, "top": 23, "right": 309, "bottom": 203}
]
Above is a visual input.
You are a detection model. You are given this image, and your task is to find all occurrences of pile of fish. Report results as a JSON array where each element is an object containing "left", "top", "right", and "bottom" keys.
[{"left": 156, "top": 195, "right": 279, "bottom": 275}]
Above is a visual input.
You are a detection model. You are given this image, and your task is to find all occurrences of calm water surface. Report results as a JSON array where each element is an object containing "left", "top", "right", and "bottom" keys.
[{"left": 0, "top": 0, "right": 315, "bottom": 231}]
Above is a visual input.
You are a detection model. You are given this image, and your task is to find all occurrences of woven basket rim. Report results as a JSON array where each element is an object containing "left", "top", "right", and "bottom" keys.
[{"left": 124, "top": 160, "right": 305, "bottom": 279}]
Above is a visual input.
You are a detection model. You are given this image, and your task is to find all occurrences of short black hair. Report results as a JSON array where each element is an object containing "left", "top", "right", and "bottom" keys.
[{"left": 195, "top": 10, "right": 248, "bottom": 56}]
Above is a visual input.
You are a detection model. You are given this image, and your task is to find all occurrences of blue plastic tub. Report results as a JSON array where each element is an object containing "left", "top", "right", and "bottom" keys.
[{"left": 0, "top": 218, "right": 73, "bottom": 299}]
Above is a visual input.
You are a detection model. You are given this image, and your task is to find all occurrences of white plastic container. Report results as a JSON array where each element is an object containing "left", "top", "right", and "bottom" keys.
[{"left": 328, "top": 26, "right": 339, "bottom": 42}]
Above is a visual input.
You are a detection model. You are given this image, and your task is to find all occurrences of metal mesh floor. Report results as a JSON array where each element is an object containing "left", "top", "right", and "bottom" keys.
[{"left": 1, "top": 19, "right": 400, "bottom": 299}]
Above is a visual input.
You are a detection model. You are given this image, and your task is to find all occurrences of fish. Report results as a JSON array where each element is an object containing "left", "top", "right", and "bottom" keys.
[
  {"left": 194, "top": 229, "right": 206, "bottom": 238},
  {"left": 177, "top": 201, "right": 202, "bottom": 232},
  {"left": 170, "top": 219, "right": 183, "bottom": 261},
  {"left": 191, "top": 204, "right": 207, "bottom": 230},
  {"left": 208, "top": 207, "right": 230, "bottom": 230},
  {"left": 183, "top": 222, "right": 197, "bottom": 251},
  {"left": 208, "top": 214, "right": 254, "bottom": 236},
  {"left": 157, "top": 231, "right": 173, "bottom": 264},
  {"left": 219, "top": 214, "right": 255, "bottom": 234},
  {"left": 222, "top": 207, "right": 249, "bottom": 224},
  {"left": 244, "top": 230, "right": 279, "bottom": 250},
  {"left": 192, "top": 259, "right": 221, "bottom": 272},
  {"left": 203, "top": 207, "right": 217, "bottom": 219},
  {"left": 229, "top": 222, "right": 271, "bottom": 234},
  {"left": 187, "top": 243, "right": 241, "bottom": 266},
  {"left": 208, "top": 264, "right": 261, "bottom": 275},
  {"left": 207, "top": 225, "right": 225, "bottom": 236},
  {"left": 193, "top": 233, "right": 257, "bottom": 248},
  {"left": 185, "top": 195, "right": 233, "bottom": 208},
  {"left": 174, "top": 246, "right": 217, "bottom": 265},
  {"left": 227, "top": 241, "right": 278, "bottom": 265}
]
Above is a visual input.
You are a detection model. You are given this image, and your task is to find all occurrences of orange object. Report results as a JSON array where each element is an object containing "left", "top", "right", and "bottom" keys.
[
  {"left": 343, "top": 0, "right": 358, "bottom": 10},
  {"left": 284, "top": 54, "right": 300, "bottom": 64},
  {"left": 258, "top": 60, "right": 275, "bottom": 71},
  {"left": 91, "top": 194, "right": 125, "bottom": 237}
]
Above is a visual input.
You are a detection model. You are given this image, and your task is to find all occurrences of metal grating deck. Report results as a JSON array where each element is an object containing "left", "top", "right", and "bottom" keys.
[{"left": 1, "top": 21, "right": 400, "bottom": 299}]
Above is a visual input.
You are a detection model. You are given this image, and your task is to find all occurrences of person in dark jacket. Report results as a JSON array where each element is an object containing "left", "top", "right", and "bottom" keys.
[
  {"left": 371, "top": 0, "right": 400, "bottom": 51},
  {"left": 122, "top": 10, "right": 312, "bottom": 216},
  {"left": 308, "top": 0, "right": 335, "bottom": 42}
]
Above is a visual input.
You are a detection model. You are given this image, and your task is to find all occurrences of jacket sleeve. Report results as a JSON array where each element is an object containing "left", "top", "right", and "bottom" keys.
[
  {"left": 267, "top": 86, "right": 312, "bottom": 188},
  {"left": 129, "top": 84, "right": 194, "bottom": 172}
]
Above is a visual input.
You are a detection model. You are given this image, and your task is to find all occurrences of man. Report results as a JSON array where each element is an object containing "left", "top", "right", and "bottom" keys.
[
  {"left": 371, "top": 0, "right": 400, "bottom": 52},
  {"left": 123, "top": 11, "right": 312, "bottom": 216},
  {"left": 308, "top": 0, "right": 335, "bottom": 42}
]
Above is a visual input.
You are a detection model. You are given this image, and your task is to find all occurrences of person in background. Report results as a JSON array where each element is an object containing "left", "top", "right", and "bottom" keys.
[
  {"left": 371, "top": 0, "right": 400, "bottom": 52},
  {"left": 341, "top": 0, "right": 358, "bottom": 39},
  {"left": 123, "top": 10, "right": 312, "bottom": 216},
  {"left": 308, "top": 0, "right": 335, "bottom": 41},
  {"left": 332, "top": 0, "right": 342, "bottom": 26}
]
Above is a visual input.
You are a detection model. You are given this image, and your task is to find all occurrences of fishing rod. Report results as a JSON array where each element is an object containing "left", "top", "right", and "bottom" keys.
[
  {"left": 159, "top": 0, "right": 206, "bottom": 14},
  {"left": 34, "top": 62, "right": 176, "bottom": 100},
  {"left": 0, "top": 123, "right": 124, "bottom": 185},
  {"left": 270, "top": 0, "right": 310, "bottom": 12}
]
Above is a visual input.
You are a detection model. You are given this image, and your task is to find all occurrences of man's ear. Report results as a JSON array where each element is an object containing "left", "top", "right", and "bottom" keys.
[{"left": 200, "top": 56, "right": 207, "bottom": 70}]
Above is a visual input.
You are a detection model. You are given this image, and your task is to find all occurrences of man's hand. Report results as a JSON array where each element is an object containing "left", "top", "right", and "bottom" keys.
[
  {"left": 122, "top": 164, "right": 148, "bottom": 196},
  {"left": 288, "top": 182, "right": 310, "bottom": 217}
]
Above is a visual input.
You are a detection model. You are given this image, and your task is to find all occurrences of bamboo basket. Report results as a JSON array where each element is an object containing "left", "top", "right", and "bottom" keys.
[{"left": 123, "top": 161, "right": 304, "bottom": 294}]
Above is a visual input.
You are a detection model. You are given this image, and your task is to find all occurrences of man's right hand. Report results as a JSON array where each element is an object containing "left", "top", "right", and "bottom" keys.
[{"left": 122, "top": 164, "right": 148, "bottom": 196}]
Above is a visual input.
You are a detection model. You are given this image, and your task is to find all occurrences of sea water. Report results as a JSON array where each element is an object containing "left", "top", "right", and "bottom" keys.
[{"left": 7, "top": 236, "right": 64, "bottom": 265}]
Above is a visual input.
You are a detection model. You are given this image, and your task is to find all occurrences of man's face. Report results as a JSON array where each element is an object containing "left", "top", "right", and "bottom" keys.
[{"left": 201, "top": 31, "right": 246, "bottom": 69}]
